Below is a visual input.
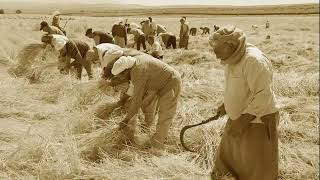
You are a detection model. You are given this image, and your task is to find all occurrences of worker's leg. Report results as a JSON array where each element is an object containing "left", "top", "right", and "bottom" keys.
[
  {"left": 141, "top": 92, "right": 158, "bottom": 133},
  {"left": 80, "top": 53, "right": 93, "bottom": 80},
  {"left": 237, "top": 112, "right": 279, "bottom": 180},
  {"left": 172, "top": 36, "right": 177, "bottom": 49},
  {"left": 212, "top": 119, "right": 239, "bottom": 179},
  {"left": 151, "top": 81, "right": 181, "bottom": 149},
  {"left": 185, "top": 36, "right": 189, "bottom": 50},
  {"left": 137, "top": 36, "right": 141, "bottom": 50},
  {"left": 141, "top": 35, "right": 147, "bottom": 50}
]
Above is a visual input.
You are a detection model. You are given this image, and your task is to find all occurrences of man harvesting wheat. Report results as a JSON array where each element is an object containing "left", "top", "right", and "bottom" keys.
[{"left": 209, "top": 26, "right": 279, "bottom": 180}]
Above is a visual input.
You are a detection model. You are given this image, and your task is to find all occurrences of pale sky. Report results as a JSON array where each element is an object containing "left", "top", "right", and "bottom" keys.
[{"left": 1, "top": 0, "right": 318, "bottom": 6}]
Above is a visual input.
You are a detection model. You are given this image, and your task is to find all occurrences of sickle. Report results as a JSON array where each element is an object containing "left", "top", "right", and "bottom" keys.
[{"left": 180, "top": 112, "right": 221, "bottom": 152}]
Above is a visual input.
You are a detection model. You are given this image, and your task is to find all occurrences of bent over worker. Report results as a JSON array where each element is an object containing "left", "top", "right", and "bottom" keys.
[
  {"left": 209, "top": 26, "right": 279, "bottom": 180},
  {"left": 112, "top": 53, "right": 181, "bottom": 149},
  {"left": 41, "top": 34, "right": 93, "bottom": 80}
]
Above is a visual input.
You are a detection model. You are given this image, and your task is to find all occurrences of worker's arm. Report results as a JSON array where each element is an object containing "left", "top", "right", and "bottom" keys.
[
  {"left": 242, "top": 56, "right": 275, "bottom": 118},
  {"left": 124, "top": 26, "right": 128, "bottom": 45},
  {"left": 120, "top": 67, "right": 147, "bottom": 127}
]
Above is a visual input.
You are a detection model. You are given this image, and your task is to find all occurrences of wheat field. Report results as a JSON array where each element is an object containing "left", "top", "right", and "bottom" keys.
[{"left": 0, "top": 14, "right": 319, "bottom": 180}]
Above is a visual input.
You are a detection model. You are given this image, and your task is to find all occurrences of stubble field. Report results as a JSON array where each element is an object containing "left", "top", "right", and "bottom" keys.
[{"left": 0, "top": 14, "right": 319, "bottom": 180}]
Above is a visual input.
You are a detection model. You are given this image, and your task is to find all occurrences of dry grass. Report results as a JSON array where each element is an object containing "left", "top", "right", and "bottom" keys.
[{"left": 0, "top": 14, "right": 318, "bottom": 180}]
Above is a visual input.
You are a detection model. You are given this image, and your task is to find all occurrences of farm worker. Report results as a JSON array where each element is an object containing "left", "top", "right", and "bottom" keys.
[
  {"left": 96, "top": 49, "right": 181, "bottom": 149},
  {"left": 128, "top": 27, "right": 147, "bottom": 51},
  {"left": 51, "top": 10, "right": 66, "bottom": 35},
  {"left": 147, "top": 36, "right": 164, "bottom": 59},
  {"left": 159, "top": 32, "right": 177, "bottom": 49},
  {"left": 266, "top": 20, "right": 270, "bottom": 29},
  {"left": 142, "top": 18, "right": 157, "bottom": 42},
  {"left": 40, "top": 21, "right": 65, "bottom": 36},
  {"left": 156, "top": 24, "right": 167, "bottom": 35},
  {"left": 41, "top": 34, "right": 93, "bottom": 80},
  {"left": 209, "top": 25, "right": 279, "bottom": 180},
  {"left": 111, "top": 18, "right": 127, "bottom": 48},
  {"left": 85, "top": 28, "right": 114, "bottom": 45},
  {"left": 179, "top": 18, "right": 189, "bottom": 50}
]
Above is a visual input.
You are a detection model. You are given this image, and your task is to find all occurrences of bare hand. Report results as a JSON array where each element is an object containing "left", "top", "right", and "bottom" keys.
[{"left": 216, "top": 103, "right": 226, "bottom": 116}]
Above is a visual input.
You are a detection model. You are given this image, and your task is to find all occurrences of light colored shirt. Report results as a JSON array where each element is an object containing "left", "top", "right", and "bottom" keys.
[
  {"left": 148, "top": 41, "right": 163, "bottom": 56},
  {"left": 224, "top": 44, "right": 278, "bottom": 123}
]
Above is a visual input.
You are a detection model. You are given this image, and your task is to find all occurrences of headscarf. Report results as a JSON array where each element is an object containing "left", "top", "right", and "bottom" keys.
[
  {"left": 94, "top": 43, "right": 123, "bottom": 68},
  {"left": 111, "top": 56, "right": 136, "bottom": 75},
  {"left": 209, "top": 25, "right": 247, "bottom": 64},
  {"left": 51, "top": 34, "right": 68, "bottom": 51}
]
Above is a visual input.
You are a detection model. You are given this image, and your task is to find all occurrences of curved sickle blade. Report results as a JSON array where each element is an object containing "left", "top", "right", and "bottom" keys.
[{"left": 180, "top": 113, "right": 221, "bottom": 152}]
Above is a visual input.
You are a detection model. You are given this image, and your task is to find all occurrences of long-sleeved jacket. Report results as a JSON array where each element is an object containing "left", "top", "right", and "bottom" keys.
[
  {"left": 159, "top": 32, "right": 174, "bottom": 45},
  {"left": 48, "top": 25, "right": 65, "bottom": 35},
  {"left": 224, "top": 44, "right": 278, "bottom": 122},
  {"left": 129, "top": 28, "right": 144, "bottom": 42},
  {"left": 125, "top": 54, "right": 180, "bottom": 120},
  {"left": 60, "top": 40, "right": 89, "bottom": 63},
  {"left": 142, "top": 21, "right": 156, "bottom": 37},
  {"left": 180, "top": 23, "right": 189, "bottom": 37},
  {"left": 111, "top": 24, "right": 127, "bottom": 43},
  {"left": 92, "top": 31, "right": 114, "bottom": 45}
]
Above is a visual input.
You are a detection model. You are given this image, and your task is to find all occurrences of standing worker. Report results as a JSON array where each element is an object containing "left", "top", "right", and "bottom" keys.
[
  {"left": 179, "top": 18, "right": 189, "bottom": 50},
  {"left": 111, "top": 18, "right": 127, "bottom": 48},
  {"left": 209, "top": 25, "right": 279, "bottom": 180}
]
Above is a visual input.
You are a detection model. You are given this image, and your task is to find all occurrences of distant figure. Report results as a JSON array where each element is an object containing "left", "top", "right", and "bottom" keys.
[
  {"left": 179, "top": 18, "right": 189, "bottom": 50},
  {"left": 111, "top": 18, "right": 127, "bottom": 48},
  {"left": 252, "top": 24, "right": 259, "bottom": 30},
  {"left": 190, "top": 28, "right": 197, "bottom": 36},
  {"left": 128, "top": 27, "right": 146, "bottom": 51},
  {"left": 266, "top": 20, "right": 270, "bottom": 29},
  {"left": 40, "top": 21, "right": 65, "bottom": 36},
  {"left": 159, "top": 32, "right": 177, "bottom": 49},
  {"left": 142, "top": 18, "right": 157, "bottom": 41},
  {"left": 147, "top": 36, "right": 164, "bottom": 59},
  {"left": 200, "top": 27, "right": 210, "bottom": 35},
  {"left": 156, "top": 24, "right": 167, "bottom": 35},
  {"left": 125, "top": 22, "right": 141, "bottom": 32},
  {"left": 85, "top": 28, "right": 114, "bottom": 45},
  {"left": 214, "top": 25, "right": 220, "bottom": 32},
  {"left": 51, "top": 11, "right": 66, "bottom": 35}
]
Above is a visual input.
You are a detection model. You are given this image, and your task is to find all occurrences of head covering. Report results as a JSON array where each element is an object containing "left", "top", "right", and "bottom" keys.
[
  {"left": 40, "top": 21, "right": 48, "bottom": 30},
  {"left": 111, "top": 56, "right": 136, "bottom": 75},
  {"left": 85, "top": 28, "right": 93, "bottom": 36},
  {"left": 209, "top": 25, "right": 247, "bottom": 64},
  {"left": 50, "top": 34, "right": 68, "bottom": 51},
  {"left": 52, "top": 11, "right": 61, "bottom": 16},
  {"left": 95, "top": 43, "right": 124, "bottom": 68}
]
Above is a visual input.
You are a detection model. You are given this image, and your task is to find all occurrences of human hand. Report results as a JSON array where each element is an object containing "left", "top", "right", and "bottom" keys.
[{"left": 216, "top": 103, "right": 226, "bottom": 116}]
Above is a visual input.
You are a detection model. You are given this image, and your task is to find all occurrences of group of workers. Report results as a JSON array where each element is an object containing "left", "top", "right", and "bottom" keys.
[{"left": 38, "top": 11, "right": 279, "bottom": 180}]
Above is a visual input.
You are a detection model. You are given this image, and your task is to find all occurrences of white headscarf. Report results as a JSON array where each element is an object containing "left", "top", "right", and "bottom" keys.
[
  {"left": 51, "top": 34, "right": 68, "bottom": 51},
  {"left": 111, "top": 56, "right": 136, "bottom": 75},
  {"left": 95, "top": 43, "right": 123, "bottom": 68}
]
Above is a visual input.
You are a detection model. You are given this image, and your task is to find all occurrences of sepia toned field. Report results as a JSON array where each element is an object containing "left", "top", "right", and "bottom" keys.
[{"left": 0, "top": 14, "right": 319, "bottom": 180}]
